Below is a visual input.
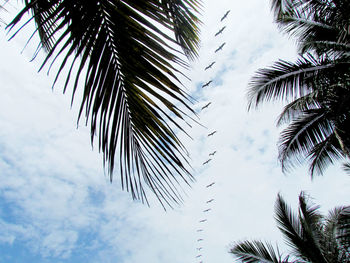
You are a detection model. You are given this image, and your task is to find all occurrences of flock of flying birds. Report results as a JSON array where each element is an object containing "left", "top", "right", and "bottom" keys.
[{"left": 195, "top": 9, "right": 230, "bottom": 263}]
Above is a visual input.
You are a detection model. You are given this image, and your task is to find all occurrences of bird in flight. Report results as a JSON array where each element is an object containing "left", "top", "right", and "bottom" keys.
[
  {"left": 196, "top": 255, "right": 202, "bottom": 258},
  {"left": 215, "top": 42, "right": 226, "bottom": 53},
  {"left": 209, "top": 151, "right": 217, "bottom": 156},
  {"left": 201, "top": 80, "right": 212, "bottom": 88},
  {"left": 199, "top": 219, "right": 207, "bottom": 223},
  {"left": 208, "top": 131, "right": 217, "bottom": 137},
  {"left": 221, "top": 10, "right": 230, "bottom": 21},
  {"left": 197, "top": 229, "right": 203, "bottom": 232},
  {"left": 205, "top": 61, "right": 215, "bottom": 70},
  {"left": 215, "top": 26, "right": 226, "bottom": 36},
  {"left": 197, "top": 247, "right": 203, "bottom": 251},
  {"left": 203, "top": 208, "right": 211, "bottom": 212},
  {"left": 201, "top": 102, "right": 211, "bottom": 110},
  {"left": 206, "top": 199, "right": 214, "bottom": 203},
  {"left": 206, "top": 182, "right": 215, "bottom": 188},
  {"left": 197, "top": 238, "right": 204, "bottom": 241},
  {"left": 202, "top": 159, "right": 212, "bottom": 165}
]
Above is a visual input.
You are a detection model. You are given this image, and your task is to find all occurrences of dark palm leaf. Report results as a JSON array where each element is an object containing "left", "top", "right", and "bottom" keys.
[
  {"left": 230, "top": 240, "right": 282, "bottom": 263},
  {"left": 271, "top": 0, "right": 350, "bottom": 55},
  {"left": 276, "top": 91, "right": 319, "bottom": 126},
  {"left": 308, "top": 134, "right": 343, "bottom": 176},
  {"left": 278, "top": 109, "right": 333, "bottom": 173},
  {"left": 297, "top": 193, "right": 327, "bottom": 263},
  {"left": 275, "top": 193, "right": 307, "bottom": 260},
  {"left": 231, "top": 192, "right": 350, "bottom": 263},
  {"left": 247, "top": 55, "right": 335, "bottom": 110},
  {"left": 337, "top": 206, "right": 350, "bottom": 255},
  {"left": 7, "top": 0, "right": 201, "bottom": 207},
  {"left": 342, "top": 162, "right": 350, "bottom": 175}
]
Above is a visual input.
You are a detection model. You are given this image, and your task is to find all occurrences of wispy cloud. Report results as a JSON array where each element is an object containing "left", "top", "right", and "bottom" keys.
[{"left": 0, "top": 1, "right": 349, "bottom": 263}]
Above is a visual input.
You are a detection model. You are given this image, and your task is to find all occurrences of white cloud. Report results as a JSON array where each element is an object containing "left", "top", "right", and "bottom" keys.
[{"left": 0, "top": 1, "right": 349, "bottom": 263}]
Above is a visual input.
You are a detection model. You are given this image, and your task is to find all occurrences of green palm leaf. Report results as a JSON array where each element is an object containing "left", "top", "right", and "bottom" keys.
[{"left": 7, "top": 0, "right": 201, "bottom": 207}]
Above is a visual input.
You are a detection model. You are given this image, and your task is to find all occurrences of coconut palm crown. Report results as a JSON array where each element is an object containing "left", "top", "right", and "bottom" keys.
[
  {"left": 248, "top": 0, "right": 350, "bottom": 176},
  {"left": 6, "top": 0, "right": 202, "bottom": 208},
  {"left": 230, "top": 192, "right": 350, "bottom": 263}
]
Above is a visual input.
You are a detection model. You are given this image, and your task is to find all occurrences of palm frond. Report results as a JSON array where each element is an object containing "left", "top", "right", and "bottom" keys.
[
  {"left": 275, "top": 193, "right": 305, "bottom": 256},
  {"left": 7, "top": 0, "right": 202, "bottom": 207},
  {"left": 342, "top": 162, "right": 350, "bottom": 175},
  {"left": 275, "top": 193, "right": 327, "bottom": 263},
  {"left": 323, "top": 206, "right": 350, "bottom": 262},
  {"left": 297, "top": 192, "right": 328, "bottom": 262},
  {"left": 276, "top": 91, "right": 319, "bottom": 126},
  {"left": 301, "top": 41, "right": 350, "bottom": 56},
  {"left": 308, "top": 133, "right": 344, "bottom": 176},
  {"left": 278, "top": 109, "right": 334, "bottom": 173},
  {"left": 277, "top": 16, "right": 334, "bottom": 44},
  {"left": 230, "top": 240, "right": 281, "bottom": 263},
  {"left": 247, "top": 54, "right": 335, "bottom": 110},
  {"left": 231, "top": 192, "right": 350, "bottom": 263},
  {"left": 337, "top": 206, "right": 350, "bottom": 255},
  {"left": 160, "top": 0, "right": 202, "bottom": 60}
]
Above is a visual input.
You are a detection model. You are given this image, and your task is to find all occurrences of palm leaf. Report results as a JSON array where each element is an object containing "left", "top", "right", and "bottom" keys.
[
  {"left": 247, "top": 54, "right": 336, "bottom": 110},
  {"left": 7, "top": 0, "right": 201, "bottom": 207},
  {"left": 308, "top": 133, "right": 344, "bottom": 176},
  {"left": 275, "top": 193, "right": 327, "bottom": 263},
  {"left": 230, "top": 240, "right": 282, "bottom": 263},
  {"left": 276, "top": 91, "right": 319, "bottom": 126},
  {"left": 297, "top": 192, "right": 327, "bottom": 262},
  {"left": 278, "top": 109, "right": 334, "bottom": 173},
  {"left": 337, "top": 206, "right": 350, "bottom": 256},
  {"left": 275, "top": 193, "right": 305, "bottom": 258},
  {"left": 342, "top": 162, "right": 350, "bottom": 175}
]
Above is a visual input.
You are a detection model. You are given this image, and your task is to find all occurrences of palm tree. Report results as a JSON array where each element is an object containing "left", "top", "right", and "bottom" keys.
[
  {"left": 230, "top": 192, "right": 350, "bottom": 263},
  {"left": 4, "top": 0, "right": 201, "bottom": 208},
  {"left": 248, "top": 0, "right": 350, "bottom": 176}
]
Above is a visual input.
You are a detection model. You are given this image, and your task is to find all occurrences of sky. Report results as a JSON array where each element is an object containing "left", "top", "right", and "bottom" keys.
[{"left": 0, "top": 1, "right": 349, "bottom": 263}]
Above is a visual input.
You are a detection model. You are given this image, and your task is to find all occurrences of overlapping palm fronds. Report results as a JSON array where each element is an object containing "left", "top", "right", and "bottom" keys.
[
  {"left": 6, "top": 0, "right": 202, "bottom": 208},
  {"left": 230, "top": 192, "right": 350, "bottom": 263},
  {"left": 248, "top": 0, "right": 350, "bottom": 176}
]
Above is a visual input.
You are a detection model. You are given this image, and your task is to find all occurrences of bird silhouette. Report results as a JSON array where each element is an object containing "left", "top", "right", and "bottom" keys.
[
  {"left": 196, "top": 255, "right": 202, "bottom": 258},
  {"left": 203, "top": 208, "right": 211, "bottom": 212},
  {"left": 206, "top": 199, "right": 214, "bottom": 203},
  {"left": 215, "top": 26, "right": 226, "bottom": 36},
  {"left": 204, "top": 61, "right": 215, "bottom": 70},
  {"left": 197, "top": 238, "right": 203, "bottom": 241},
  {"left": 197, "top": 229, "right": 203, "bottom": 232},
  {"left": 208, "top": 131, "right": 217, "bottom": 137},
  {"left": 206, "top": 182, "right": 215, "bottom": 188},
  {"left": 221, "top": 10, "right": 230, "bottom": 21},
  {"left": 201, "top": 102, "right": 211, "bottom": 110},
  {"left": 199, "top": 219, "right": 207, "bottom": 223},
  {"left": 209, "top": 150, "right": 217, "bottom": 156},
  {"left": 215, "top": 42, "right": 226, "bottom": 53},
  {"left": 202, "top": 159, "right": 212, "bottom": 165},
  {"left": 201, "top": 80, "right": 212, "bottom": 88},
  {"left": 197, "top": 247, "right": 203, "bottom": 251}
]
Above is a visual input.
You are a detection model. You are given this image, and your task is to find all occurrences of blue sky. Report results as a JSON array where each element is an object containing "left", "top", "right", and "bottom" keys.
[{"left": 1, "top": 1, "right": 349, "bottom": 263}]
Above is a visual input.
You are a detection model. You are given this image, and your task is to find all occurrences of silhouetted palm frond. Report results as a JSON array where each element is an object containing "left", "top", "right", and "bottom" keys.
[
  {"left": 231, "top": 192, "right": 350, "bottom": 263},
  {"left": 248, "top": 55, "right": 335, "bottom": 110},
  {"left": 248, "top": 0, "right": 350, "bottom": 176},
  {"left": 230, "top": 240, "right": 282, "bottom": 263},
  {"left": 6, "top": 0, "right": 201, "bottom": 207}
]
